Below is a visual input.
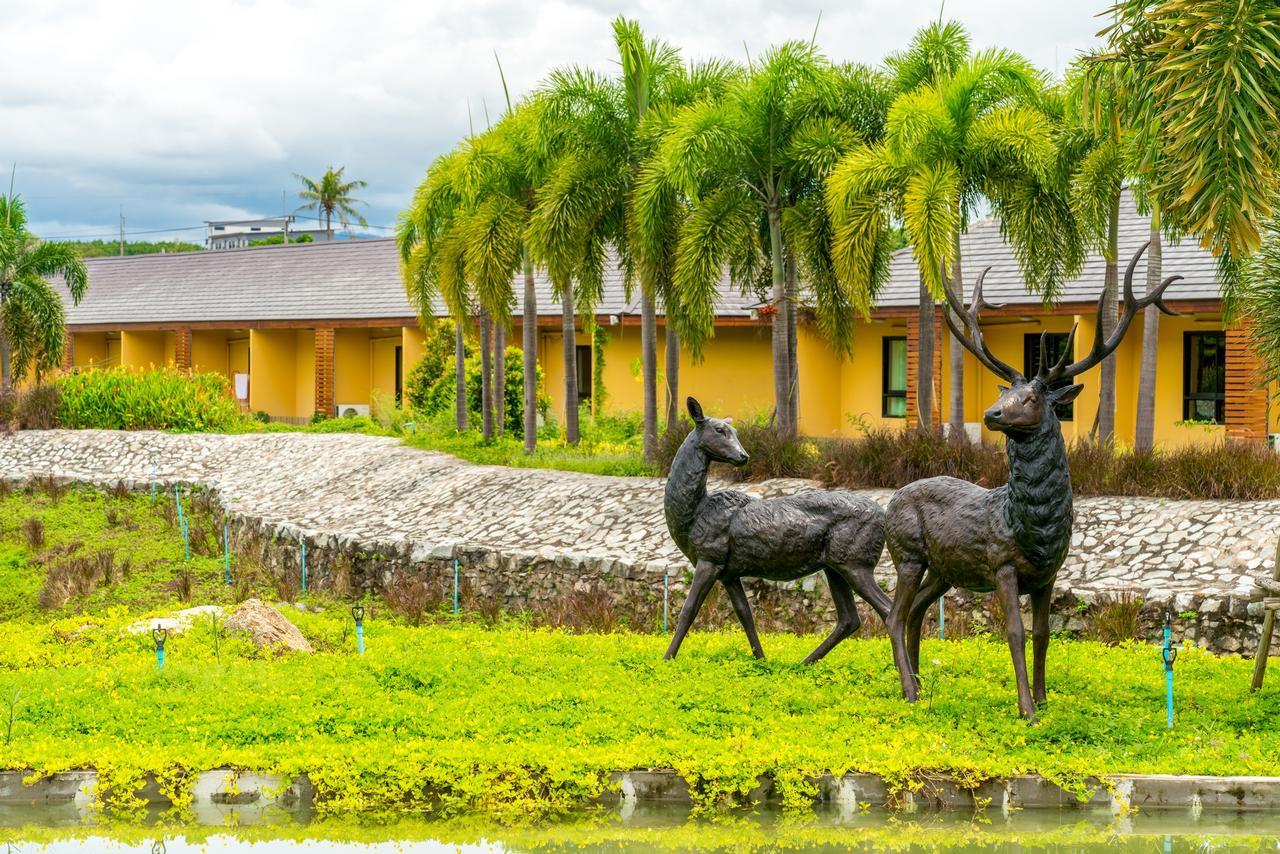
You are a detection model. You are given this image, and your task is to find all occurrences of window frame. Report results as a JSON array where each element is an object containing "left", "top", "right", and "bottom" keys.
[
  {"left": 1022, "top": 332, "right": 1075, "bottom": 421},
  {"left": 882, "top": 336, "right": 907, "bottom": 418},
  {"left": 574, "top": 344, "right": 592, "bottom": 401},
  {"left": 1182, "top": 330, "right": 1226, "bottom": 423}
]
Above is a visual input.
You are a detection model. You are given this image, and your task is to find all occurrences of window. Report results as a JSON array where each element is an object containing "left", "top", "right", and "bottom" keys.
[
  {"left": 1184, "top": 331, "right": 1226, "bottom": 423},
  {"left": 882, "top": 337, "right": 907, "bottom": 418},
  {"left": 1023, "top": 333, "right": 1074, "bottom": 421},
  {"left": 394, "top": 345, "right": 403, "bottom": 404},
  {"left": 575, "top": 344, "right": 592, "bottom": 401}
]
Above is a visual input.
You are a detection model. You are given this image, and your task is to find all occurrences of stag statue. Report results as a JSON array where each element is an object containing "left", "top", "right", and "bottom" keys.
[
  {"left": 885, "top": 242, "right": 1181, "bottom": 720},
  {"left": 664, "top": 397, "right": 892, "bottom": 663}
]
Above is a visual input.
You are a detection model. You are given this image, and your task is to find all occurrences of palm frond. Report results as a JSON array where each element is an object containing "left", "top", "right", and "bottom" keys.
[
  {"left": 902, "top": 161, "right": 959, "bottom": 299},
  {"left": 672, "top": 184, "right": 759, "bottom": 357}
]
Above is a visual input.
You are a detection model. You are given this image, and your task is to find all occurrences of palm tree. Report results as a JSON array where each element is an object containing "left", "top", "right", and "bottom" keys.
[
  {"left": 0, "top": 194, "right": 88, "bottom": 391},
  {"left": 398, "top": 150, "right": 473, "bottom": 432},
  {"left": 295, "top": 166, "right": 369, "bottom": 238},
  {"left": 647, "top": 42, "right": 886, "bottom": 438},
  {"left": 827, "top": 24, "right": 1063, "bottom": 433}
]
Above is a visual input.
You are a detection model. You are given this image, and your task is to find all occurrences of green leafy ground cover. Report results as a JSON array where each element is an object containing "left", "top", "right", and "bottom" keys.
[{"left": 1, "top": 484, "right": 1278, "bottom": 822}]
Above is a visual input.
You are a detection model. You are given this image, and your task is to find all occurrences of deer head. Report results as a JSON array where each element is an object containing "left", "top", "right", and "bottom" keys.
[
  {"left": 944, "top": 241, "right": 1182, "bottom": 436},
  {"left": 687, "top": 397, "right": 750, "bottom": 465}
]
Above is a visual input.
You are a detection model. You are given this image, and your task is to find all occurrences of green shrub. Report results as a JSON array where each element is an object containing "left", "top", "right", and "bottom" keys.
[
  {"left": 404, "top": 320, "right": 464, "bottom": 413},
  {"left": 53, "top": 367, "right": 244, "bottom": 432},
  {"left": 414, "top": 347, "right": 548, "bottom": 437}
]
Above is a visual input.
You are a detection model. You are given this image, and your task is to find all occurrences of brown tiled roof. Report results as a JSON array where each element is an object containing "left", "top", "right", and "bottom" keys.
[
  {"left": 55, "top": 187, "right": 1220, "bottom": 328},
  {"left": 876, "top": 188, "right": 1220, "bottom": 308}
]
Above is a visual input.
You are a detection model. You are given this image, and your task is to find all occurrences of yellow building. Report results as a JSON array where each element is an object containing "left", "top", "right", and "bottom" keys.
[{"left": 57, "top": 193, "right": 1274, "bottom": 445}]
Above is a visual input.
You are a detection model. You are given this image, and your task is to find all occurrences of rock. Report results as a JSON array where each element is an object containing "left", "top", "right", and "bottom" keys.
[
  {"left": 128, "top": 605, "right": 224, "bottom": 636},
  {"left": 224, "top": 598, "right": 312, "bottom": 653}
]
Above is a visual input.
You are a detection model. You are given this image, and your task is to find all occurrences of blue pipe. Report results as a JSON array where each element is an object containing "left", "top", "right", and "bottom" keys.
[
  {"left": 356, "top": 622, "right": 365, "bottom": 655},
  {"left": 663, "top": 572, "right": 669, "bottom": 635},
  {"left": 157, "top": 646, "right": 165, "bottom": 671},
  {"left": 1162, "top": 613, "right": 1177, "bottom": 729},
  {"left": 938, "top": 596, "right": 946, "bottom": 639},
  {"left": 223, "top": 523, "right": 231, "bottom": 584},
  {"left": 453, "top": 559, "right": 459, "bottom": 616},
  {"left": 300, "top": 538, "right": 307, "bottom": 594}
]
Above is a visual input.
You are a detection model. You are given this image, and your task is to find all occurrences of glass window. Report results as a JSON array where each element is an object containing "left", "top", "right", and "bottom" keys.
[
  {"left": 882, "top": 337, "right": 907, "bottom": 418},
  {"left": 1023, "top": 332, "right": 1074, "bottom": 421},
  {"left": 575, "top": 344, "right": 591, "bottom": 401},
  {"left": 1183, "top": 331, "right": 1226, "bottom": 422}
]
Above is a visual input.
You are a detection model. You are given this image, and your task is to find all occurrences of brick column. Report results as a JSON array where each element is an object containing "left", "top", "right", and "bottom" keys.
[
  {"left": 1225, "top": 322, "right": 1268, "bottom": 441},
  {"left": 61, "top": 328, "right": 74, "bottom": 371},
  {"left": 905, "top": 310, "right": 943, "bottom": 428},
  {"left": 174, "top": 327, "right": 192, "bottom": 370},
  {"left": 314, "top": 327, "right": 335, "bottom": 418}
]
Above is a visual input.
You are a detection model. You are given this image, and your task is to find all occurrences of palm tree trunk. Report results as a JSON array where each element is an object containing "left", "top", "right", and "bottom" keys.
[
  {"left": 561, "top": 286, "right": 580, "bottom": 445},
  {"left": 785, "top": 252, "right": 800, "bottom": 435},
  {"left": 640, "top": 289, "right": 658, "bottom": 461},
  {"left": 1097, "top": 190, "right": 1120, "bottom": 444},
  {"left": 454, "top": 320, "right": 468, "bottom": 431},
  {"left": 917, "top": 280, "right": 934, "bottom": 432},
  {"left": 947, "top": 237, "right": 966, "bottom": 442},
  {"left": 494, "top": 318, "right": 506, "bottom": 436},
  {"left": 1135, "top": 208, "right": 1162, "bottom": 452},
  {"left": 767, "top": 202, "right": 793, "bottom": 438},
  {"left": 479, "top": 309, "right": 494, "bottom": 441},
  {"left": 0, "top": 327, "right": 11, "bottom": 393},
  {"left": 664, "top": 324, "right": 680, "bottom": 433},
  {"left": 522, "top": 254, "right": 537, "bottom": 453}
]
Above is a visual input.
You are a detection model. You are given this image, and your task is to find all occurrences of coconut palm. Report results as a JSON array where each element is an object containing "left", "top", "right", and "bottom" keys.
[
  {"left": 295, "top": 166, "right": 369, "bottom": 238},
  {"left": 1095, "top": 0, "right": 1280, "bottom": 263},
  {"left": 0, "top": 194, "right": 88, "bottom": 390},
  {"left": 398, "top": 150, "right": 474, "bottom": 432},
  {"left": 646, "top": 42, "right": 888, "bottom": 438},
  {"left": 827, "top": 24, "right": 1062, "bottom": 433}
]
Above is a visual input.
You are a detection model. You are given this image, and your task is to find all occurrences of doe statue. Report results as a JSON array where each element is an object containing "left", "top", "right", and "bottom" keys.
[
  {"left": 663, "top": 397, "right": 891, "bottom": 663},
  {"left": 885, "top": 242, "right": 1181, "bottom": 720}
]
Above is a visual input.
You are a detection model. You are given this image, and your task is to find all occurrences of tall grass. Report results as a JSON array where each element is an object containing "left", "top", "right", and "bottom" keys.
[
  {"left": 657, "top": 423, "right": 1280, "bottom": 500},
  {"left": 54, "top": 367, "right": 243, "bottom": 432}
]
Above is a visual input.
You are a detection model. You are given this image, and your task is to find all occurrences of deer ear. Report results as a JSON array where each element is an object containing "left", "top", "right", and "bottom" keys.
[
  {"left": 1051, "top": 384, "right": 1084, "bottom": 405},
  {"left": 686, "top": 397, "right": 705, "bottom": 423}
]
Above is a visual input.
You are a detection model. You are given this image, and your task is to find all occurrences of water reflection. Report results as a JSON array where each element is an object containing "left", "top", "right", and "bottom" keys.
[{"left": 2, "top": 802, "right": 1280, "bottom": 851}]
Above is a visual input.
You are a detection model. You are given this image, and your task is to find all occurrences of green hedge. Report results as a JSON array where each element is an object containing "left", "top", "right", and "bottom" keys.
[{"left": 55, "top": 366, "right": 244, "bottom": 432}]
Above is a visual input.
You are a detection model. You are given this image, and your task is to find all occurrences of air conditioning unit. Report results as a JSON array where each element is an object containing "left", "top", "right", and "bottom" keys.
[{"left": 335, "top": 403, "right": 370, "bottom": 418}]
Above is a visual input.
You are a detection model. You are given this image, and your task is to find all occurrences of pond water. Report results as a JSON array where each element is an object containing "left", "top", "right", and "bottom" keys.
[{"left": 3, "top": 802, "right": 1280, "bottom": 852}]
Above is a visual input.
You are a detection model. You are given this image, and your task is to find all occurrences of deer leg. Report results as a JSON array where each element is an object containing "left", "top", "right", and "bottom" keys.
[
  {"left": 802, "top": 568, "right": 862, "bottom": 665},
  {"left": 1030, "top": 584, "right": 1053, "bottom": 706},
  {"left": 723, "top": 577, "right": 765, "bottom": 660},
  {"left": 996, "top": 567, "right": 1036, "bottom": 721},
  {"left": 906, "top": 573, "right": 951, "bottom": 676},
  {"left": 663, "top": 561, "right": 719, "bottom": 660},
  {"left": 887, "top": 562, "right": 925, "bottom": 702},
  {"left": 841, "top": 558, "right": 892, "bottom": 625}
]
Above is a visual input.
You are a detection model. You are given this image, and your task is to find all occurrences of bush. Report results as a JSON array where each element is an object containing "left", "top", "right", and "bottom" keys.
[
  {"left": 403, "top": 320, "right": 462, "bottom": 414},
  {"left": 53, "top": 367, "right": 244, "bottom": 432},
  {"left": 15, "top": 383, "right": 63, "bottom": 430},
  {"left": 412, "top": 347, "right": 548, "bottom": 438},
  {"left": 657, "top": 422, "right": 1280, "bottom": 501}
]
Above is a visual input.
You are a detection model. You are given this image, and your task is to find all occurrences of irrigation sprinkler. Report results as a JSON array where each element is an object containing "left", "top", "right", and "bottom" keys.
[
  {"left": 938, "top": 596, "right": 946, "bottom": 639},
  {"left": 151, "top": 626, "right": 168, "bottom": 672},
  {"left": 352, "top": 604, "right": 365, "bottom": 655},
  {"left": 150, "top": 463, "right": 157, "bottom": 503},
  {"left": 175, "top": 486, "right": 189, "bottom": 562},
  {"left": 1161, "top": 612, "right": 1178, "bottom": 729},
  {"left": 223, "top": 523, "right": 231, "bottom": 584},
  {"left": 453, "top": 559, "right": 460, "bottom": 616},
  {"left": 300, "top": 537, "right": 307, "bottom": 594}
]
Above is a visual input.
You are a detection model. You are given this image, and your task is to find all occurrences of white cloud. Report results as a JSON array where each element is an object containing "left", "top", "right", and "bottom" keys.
[{"left": 0, "top": 0, "right": 1105, "bottom": 242}]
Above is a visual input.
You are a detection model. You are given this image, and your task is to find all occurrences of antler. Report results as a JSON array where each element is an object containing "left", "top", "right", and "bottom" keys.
[
  {"left": 1040, "top": 241, "right": 1183, "bottom": 384},
  {"left": 943, "top": 266, "right": 1024, "bottom": 383}
]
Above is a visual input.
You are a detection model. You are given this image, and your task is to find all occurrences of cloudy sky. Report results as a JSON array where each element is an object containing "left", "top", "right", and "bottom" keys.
[{"left": 2, "top": 0, "right": 1107, "bottom": 245}]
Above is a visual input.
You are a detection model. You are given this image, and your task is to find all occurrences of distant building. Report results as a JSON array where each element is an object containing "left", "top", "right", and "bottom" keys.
[{"left": 205, "top": 217, "right": 331, "bottom": 250}]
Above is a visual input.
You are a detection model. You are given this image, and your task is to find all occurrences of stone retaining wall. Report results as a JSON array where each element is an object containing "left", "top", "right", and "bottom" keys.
[{"left": 2, "top": 430, "right": 1277, "bottom": 654}]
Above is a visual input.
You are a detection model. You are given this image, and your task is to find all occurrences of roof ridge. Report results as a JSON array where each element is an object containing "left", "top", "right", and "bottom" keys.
[{"left": 84, "top": 236, "right": 397, "bottom": 265}]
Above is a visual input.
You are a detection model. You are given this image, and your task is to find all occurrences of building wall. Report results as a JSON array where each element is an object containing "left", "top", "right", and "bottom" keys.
[
  {"left": 370, "top": 330, "right": 401, "bottom": 403},
  {"left": 402, "top": 325, "right": 426, "bottom": 376},
  {"left": 334, "top": 328, "right": 371, "bottom": 409},
  {"left": 119, "top": 330, "right": 168, "bottom": 369},
  {"left": 190, "top": 330, "right": 229, "bottom": 376},
  {"left": 836, "top": 318, "right": 912, "bottom": 437},
  {"left": 294, "top": 329, "right": 316, "bottom": 417},
  {"left": 71, "top": 332, "right": 111, "bottom": 367},
  {"left": 248, "top": 329, "right": 297, "bottom": 419}
]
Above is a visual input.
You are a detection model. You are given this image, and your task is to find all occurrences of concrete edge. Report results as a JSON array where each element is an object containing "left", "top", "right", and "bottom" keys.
[{"left": 5, "top": 767, "right": 1280, "bottom": 814}]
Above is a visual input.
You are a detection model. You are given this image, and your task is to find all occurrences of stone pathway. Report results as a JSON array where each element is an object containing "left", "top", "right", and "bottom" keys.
[{"left": 2, "top": 430, "right": 1276, "bottom": 609}]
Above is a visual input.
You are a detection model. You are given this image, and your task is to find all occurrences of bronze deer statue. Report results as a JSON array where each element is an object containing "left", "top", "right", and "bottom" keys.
[
  {"left": 664, "top": 397, "right": 892, "bottom": 663},
  {"left": 885, "top": 242, "right": 1181, "bottom": 720}
]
